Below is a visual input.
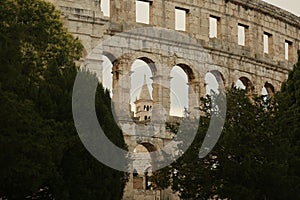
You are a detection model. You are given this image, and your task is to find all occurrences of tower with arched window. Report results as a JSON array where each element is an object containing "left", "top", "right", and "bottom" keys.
[{"left": 134, "top": 75, "right": 153, "bottom": 122}]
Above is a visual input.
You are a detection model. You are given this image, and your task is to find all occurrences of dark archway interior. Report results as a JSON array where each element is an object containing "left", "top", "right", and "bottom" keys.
[
  {"left": 264, "top": 82, "right": 275, "bottom": 96},
  {"left": 239, "top": 76, "right": 254, "bottom": 91}
]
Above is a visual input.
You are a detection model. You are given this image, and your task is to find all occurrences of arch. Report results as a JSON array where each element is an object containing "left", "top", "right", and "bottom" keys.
[
  {"left": 102, "top": 55, "right": 113, "bottom": 96},
  {"left": 132, "top": 142, "right": 157, "bottom": 190},
  {"left": 139, "top": 142, "right": 157, "bottom": 152},
  {"left": 176, "top": 63, "right": 195, "bottom": 82},
  {"left": 236, "top": 76, "right": 254, "bottom": 91},
  {"left": 264, "top": 82, "right": 275, "bottom": 96},
  {"left": 138, "top": 57, "right": 157, "bottom": 75},
  {"left": 133, "top": 143, "right": 152, "bottom": 171},
  {"left": 102, "top": 51, "right": 120, "bottom": 91},
  {"left": 103, "top": 51, "right": 118, "bottom": 64},
  {"left": 210, "top": 70, "right": 225, "bottom": 85},
  {"left": 205, "top": 70, "right": 225, "bottom": 95},
  {"left": 130, "top": 58, "right": 154, "bottom": 114},
  {"left": 124, "top": 53, "right": 158, "bottom": 76},
  {"left": 170, "top": 66, "right": 189, "bottom": 117},
  {"left": 261, "top": 82, "right": 275, "bottom": 105}
]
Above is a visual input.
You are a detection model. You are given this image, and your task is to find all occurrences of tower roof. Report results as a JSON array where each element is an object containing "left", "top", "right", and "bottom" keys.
[{"left": 138, "top": 75, "right": 152, "bottom": 100}]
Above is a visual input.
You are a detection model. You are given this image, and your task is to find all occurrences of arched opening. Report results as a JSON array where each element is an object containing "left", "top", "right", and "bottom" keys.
[
  {"left": 236, "top": 76, "right": 253, "bottom": 91},
  {"left": 170, "top": 65, "right": 189, "bottom": 117},
  {"left": 132, "top": 143, "right": 156, "bottom": 190},
  {"left": 264, "top": 82, "right": 275, "bottom": 97},
  {"left": 130, "top": 58, "right": 155, "bottom": 120},
  {"left": 205, "top": 70, "right": 225, "bottom": 95},
  {"left": 102, "top": 55, "right": 113, "bottom": 97},
  {"left": 261, "top": 82, "right": 275, "bottom": 104}
]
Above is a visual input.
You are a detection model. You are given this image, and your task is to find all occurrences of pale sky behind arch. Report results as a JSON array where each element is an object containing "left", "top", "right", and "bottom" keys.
[
  {"left": 101, "top": 0, "right": 299, "bottom": 116},
  {"left": 262, "top": 0, "right": 299, "bottom": 16}
]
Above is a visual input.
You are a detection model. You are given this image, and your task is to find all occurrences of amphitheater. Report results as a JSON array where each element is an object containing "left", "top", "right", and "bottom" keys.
[{"left": 49, "top": 0, "right": 299, "bottom": 199}]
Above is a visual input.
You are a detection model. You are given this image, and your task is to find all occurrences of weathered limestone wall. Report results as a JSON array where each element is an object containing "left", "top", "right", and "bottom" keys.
[{"left": 51, "top": 0, "right": 299, "bottom": 94}]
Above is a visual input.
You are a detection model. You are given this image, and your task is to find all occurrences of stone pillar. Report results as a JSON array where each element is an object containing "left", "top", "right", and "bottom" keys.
[
  {"left": 151, "top": 0, "right": 164, "bottom": 27},
  {"left": 151, "top": 75, "right": 171, "bottom": 121},
  {"left": 112, "top": 61, "right": 120, "bottom": 89},
  {"left": 226, "top": 9, "right": 238, "bottom": 47},
  {"left": 188, "top": 80, "right": 201, "bottom": 115},
  {"left": 110, "top": 0, "right": 136, "bottom": 24},
  {"left": 255, "top": 25, "right": 265, "bottom": 59},
  {"left": 164, "top": 1, "right": 175, "bottom": 30},
  {"left": 84, "top": 57, "right": 103, "bottom": 82},
  {"left": 248, "top": 22, "right": 258, "bottom": 58},
  {"left": 199, "top": 11, "right": 209, "bottom": 42},
  {"left": 112, "top": 57, "right": 132, "bottom": 122}
]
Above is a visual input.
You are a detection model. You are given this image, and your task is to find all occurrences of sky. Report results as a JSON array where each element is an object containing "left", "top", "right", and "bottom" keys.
[
  {"left": 101, "top": 0, "right": 299, "bottom": 116},
  {"left": 262, "top": 0, "right": 300, "bottom": 16}
]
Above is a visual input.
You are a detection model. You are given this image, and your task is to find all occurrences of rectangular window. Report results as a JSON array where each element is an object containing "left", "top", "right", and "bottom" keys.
[
  {"left": 263, "top": 33, "right": 269, "bottom": 53},
  {"left": 175, "top": 7, "right": 188, "bottom": 31},
  {"left": 209, "top": 16, "right": 220, "bottom": 38},
  {"left": 101, "top": 0, "right": 110, "bottom": 17},
  {"left": 285, "top": 40, "right": 292, "bottom": 60},
  {"left": 136, "top": 0, "right": 151, "bottom": 24},
  {"left": 238, "top": 24, "right": 248, "bottom": 46},
  {"left": 264, "top": 32, "right": 272, "bottom": 54}
]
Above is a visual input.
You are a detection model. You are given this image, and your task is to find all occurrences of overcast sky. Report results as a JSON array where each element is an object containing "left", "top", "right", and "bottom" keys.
[{"left": 262, "top": 0, "right": 299, "bottom": 16}]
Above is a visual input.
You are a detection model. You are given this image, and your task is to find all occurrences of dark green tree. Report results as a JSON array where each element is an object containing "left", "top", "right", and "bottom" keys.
[
  {"left": 275, "top": 50, "right": 300, "bottom": 198},
  {"left": 154, "top": 88, "right": 294, "bottom": 199}
]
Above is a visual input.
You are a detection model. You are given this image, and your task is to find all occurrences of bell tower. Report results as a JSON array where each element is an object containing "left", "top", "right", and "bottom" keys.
[{"left": 134, "top": 75, "right": 153, "bottom": 121}]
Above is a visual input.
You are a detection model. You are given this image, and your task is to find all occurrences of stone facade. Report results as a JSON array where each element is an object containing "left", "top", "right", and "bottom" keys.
[
  {"left": 48, "top": 0, "right": 299, "bottom": 199},
  {"left": 50, "top": 0, "right": 300, "bottom": 94}
]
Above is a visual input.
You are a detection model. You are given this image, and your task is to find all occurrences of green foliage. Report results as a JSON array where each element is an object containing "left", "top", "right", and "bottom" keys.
[
  {"left": 165, "top": 122, "right": 180, "bottom": 134},
  {"left": 153, "top": 87, "right": 298, "bottom": 199},
  {"left": 0, "top": 0, "right": 127, "bottom": 199},
  {"left": 275, "top": 50, "right": 300, "bottom": 197}
]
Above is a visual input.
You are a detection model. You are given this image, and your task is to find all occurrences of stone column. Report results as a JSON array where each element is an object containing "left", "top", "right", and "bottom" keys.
[
  {"left": 84, "top": 57, "right": 103, "bottom": 82},
  {"left": 187, "top": 81, "right": 200, "bottom": 109},
  {"left": 112, "top": 57, "right": 132, "bottom": 122},
  {"left": 151, "top": 0, "right": 164, "bottom": 27},
  {"left": 151, "top": 74, "right": 171, "bottom": 122},
  {"left": 199, "top": 11, "right": 209, "bottom": 42},
  {"left": 164, "top": 1, "right": 175, "bottom": 30},
  {"left": 110, "top": 0, "right": 136, "bottom": 24}
]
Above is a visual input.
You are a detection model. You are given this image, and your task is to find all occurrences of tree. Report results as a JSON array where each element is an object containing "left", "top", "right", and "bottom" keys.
[
  {"left": 0, "top": 0, "right": 127, "bottom": 199},
  {"left": 60, "top": 76, "right": 128, "bottom": 200},
  {"left": 153, "top": 88, "right": 294, "bottom": 199},
  {"left": 275, "top": 50, "right": 300, "bottom": 198}
]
